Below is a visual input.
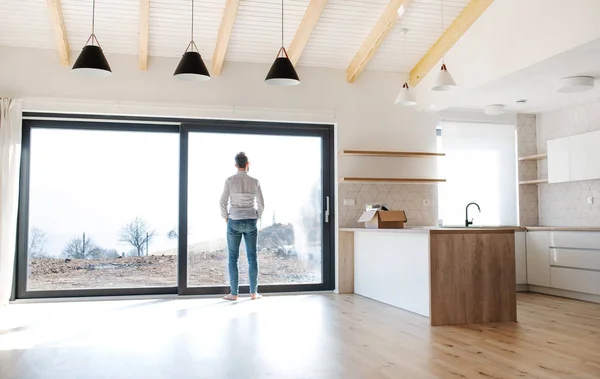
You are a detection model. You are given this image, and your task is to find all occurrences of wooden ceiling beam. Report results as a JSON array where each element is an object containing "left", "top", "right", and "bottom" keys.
[
  {"left": 46, "top": 0, "right": 70, "bottom": 66},
  {"left": 139, "top": 0, "right": 150, "bottom": 70},
  {"left": 346, "top": 0, "right": 412, "bottom": 83},
  {"left": 212, "top": 0, "right": 241, "bottom": 75},
  {"left": 409, "top": 0, "right": 494, "bottom": 87},
  {"left": 287, "top": 0, "right": 328, "bottom": 66}
]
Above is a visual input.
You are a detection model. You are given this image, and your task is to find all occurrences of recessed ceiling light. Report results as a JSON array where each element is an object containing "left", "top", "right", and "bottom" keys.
[
  {"left": 557, "top": 76, "right": 594, "bottom": 93},
  {"left": 484, "top": 104, "right": 505, "bottom": 115}
]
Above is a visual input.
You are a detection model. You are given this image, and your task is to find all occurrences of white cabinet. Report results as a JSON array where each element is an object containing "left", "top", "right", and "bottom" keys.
[
  {"left": 547, "top": 137, "right": 570, "bottom": 183},
  {"left": 526, "top": 231, "right": 551, "bottom": 286},
  {"left": 515, "top": 232, "right": 527, "bottom": 285},
  {"left": 550, "top": 267, "right": 600, "bottom": 296},
  {"left": 551, "top": 248, "right": 600, "bottom": 270},
  {"left": 551, "top": 231, "right": 600, "bottom": 249},
  {"left": 548, "top": 231, "right": 600, "bottom": 295},
  {"left": 525, "top": 230, "right": 600, "bottom": 296},
  {"left": 569, "top": 131, "right": 600, "bottom": 182},
  {"left": 548, "top": 130, "right": 600, "bottom": 183}
]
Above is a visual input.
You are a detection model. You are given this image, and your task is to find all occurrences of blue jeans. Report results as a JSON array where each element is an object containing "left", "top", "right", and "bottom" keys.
[{"left": 227, "top": 219, "right": 258, "bottom": 295}]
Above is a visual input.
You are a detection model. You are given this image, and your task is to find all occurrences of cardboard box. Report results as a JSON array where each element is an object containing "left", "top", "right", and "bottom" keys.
[{"left": 358, "top": 210, "right": 407, "bottom": 229}]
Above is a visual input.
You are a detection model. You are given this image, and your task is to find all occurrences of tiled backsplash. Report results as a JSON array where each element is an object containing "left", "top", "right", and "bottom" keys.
[
  {"left": 517, "top": 114, "right": 539, "bottom": 226},
  {"left": 537, "top": 97, "right": 600, "bottom": 227},
  {"left": 338, "top": 183, "right": 438, "bottom": 228}
]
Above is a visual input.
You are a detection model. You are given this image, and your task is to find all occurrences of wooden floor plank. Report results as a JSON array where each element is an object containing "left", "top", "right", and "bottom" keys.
[{"left": 0, "top": 293, "right": 599, "bottom": 379}]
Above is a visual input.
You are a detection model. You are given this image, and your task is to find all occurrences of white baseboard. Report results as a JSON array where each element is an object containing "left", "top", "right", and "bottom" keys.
[{"left": 527, "top": 285, "right": 600, "bottom": 304}]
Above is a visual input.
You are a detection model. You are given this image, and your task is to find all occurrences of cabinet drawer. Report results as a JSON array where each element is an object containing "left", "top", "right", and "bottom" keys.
[
  {"left": 551, "top": 232, "right": 600, "bottom": 249},
  {"left": 550, "top": 267, "right": 600, "bottom": 295},
  {"left": 551, "top": 248, "right": 600, "bottom": 270}
]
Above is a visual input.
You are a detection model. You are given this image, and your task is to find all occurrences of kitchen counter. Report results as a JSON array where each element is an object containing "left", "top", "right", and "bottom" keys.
[
  {"left": 340, "top": 226, "right": 525, "bottom": 233},
  {"left": 342, "top": 226, "right": 600, "bottom": 232},
  {"left": 340, "top": 227, "right": 517, "bottom": 326}
]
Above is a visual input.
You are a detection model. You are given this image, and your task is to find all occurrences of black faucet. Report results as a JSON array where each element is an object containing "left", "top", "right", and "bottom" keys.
[{"left": 465, "top": 202, "right": 481, "bottom": 227}]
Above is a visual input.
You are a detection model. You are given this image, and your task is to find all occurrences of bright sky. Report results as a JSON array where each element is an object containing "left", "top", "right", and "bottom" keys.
[{"left": 29, "top": 128, "right": 322, "bottom": 257}]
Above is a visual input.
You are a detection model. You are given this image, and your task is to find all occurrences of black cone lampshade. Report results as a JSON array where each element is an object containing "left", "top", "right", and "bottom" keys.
[
  {"left": 174, "top": 50, "right": 210, "bottom": 81},
  {"left": 265, "top": 47, "right": 299, "bottom": 86},
  {"left": 173, "top": 0, "right": 210, "bottom": 82},
  {"left": 73, "top": 44, "right": 112, "bottom": 76},
  {"left": 72, "top": 0, "right": 112, "bottom": 76}
]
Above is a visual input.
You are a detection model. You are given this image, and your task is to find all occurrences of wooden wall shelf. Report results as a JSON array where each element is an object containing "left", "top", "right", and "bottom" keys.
[
  {"left": 340, "top": 177, "right": 446, "bottom": 184},
  {"left": 340, "top": 150, "right": 445, "bottom": 158},
  {"left": 518, "top": 153, "right": 547, "bottom": 161},
  {"left": 519, "top": 178, "right": 548, "bottom": 185}
]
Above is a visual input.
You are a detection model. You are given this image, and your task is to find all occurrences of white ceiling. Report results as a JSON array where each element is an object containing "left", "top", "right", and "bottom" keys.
[
  {"left": 441, "top": 37, "right": 600, "bottom": 113},
  {"left": 0, "top": 0, "right": 469, "bottom": 73}
]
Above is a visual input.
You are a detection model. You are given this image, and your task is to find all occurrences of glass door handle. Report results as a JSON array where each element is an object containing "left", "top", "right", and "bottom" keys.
[{"left": 325, "top": 196, "right": 330, "bottom": 223}]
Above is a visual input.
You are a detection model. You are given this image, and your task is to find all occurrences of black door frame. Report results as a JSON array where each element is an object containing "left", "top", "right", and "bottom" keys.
[{"left": 15, "top": 114, "right": 335, "bottom": 299}]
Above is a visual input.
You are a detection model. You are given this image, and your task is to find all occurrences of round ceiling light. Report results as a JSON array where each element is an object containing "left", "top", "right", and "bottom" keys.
[
  {"left": 557, "top": 76, "right": 594, "bottom": 93},
  {"left": 484, "top": 104, "right": 505, "bottom": 115}
]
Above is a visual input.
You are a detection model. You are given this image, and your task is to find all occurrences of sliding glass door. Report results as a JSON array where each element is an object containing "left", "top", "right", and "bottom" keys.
[
  {"left": 185, "top": 131, "right": 324, "bottom": 293},
  {"left": 16, "top": 117, "right": 334, "bottom": 298}
]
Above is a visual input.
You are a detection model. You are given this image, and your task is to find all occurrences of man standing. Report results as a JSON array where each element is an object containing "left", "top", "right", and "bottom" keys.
[{"left": 220, "top": 152, "right": 264, "bottom": 301}]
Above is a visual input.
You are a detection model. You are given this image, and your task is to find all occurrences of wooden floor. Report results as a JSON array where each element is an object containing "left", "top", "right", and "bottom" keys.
[{"left": 0, "top": 293, "right": 599, "bottom": 379}]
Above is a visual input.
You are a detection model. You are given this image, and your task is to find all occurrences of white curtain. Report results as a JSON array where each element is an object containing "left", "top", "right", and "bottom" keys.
[{"left": 0, "top": 98, "right": 22, "bottom": 306}]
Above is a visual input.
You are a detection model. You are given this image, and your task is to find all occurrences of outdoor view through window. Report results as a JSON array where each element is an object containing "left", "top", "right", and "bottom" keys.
[{"left": 26, "top": 128, "right": 323, "bottom": 291}]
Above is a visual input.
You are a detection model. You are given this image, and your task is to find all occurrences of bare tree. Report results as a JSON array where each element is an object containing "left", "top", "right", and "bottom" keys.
[
  {"left": 97, "top": 248, "right": 120, "bottom": 259},
  {"left": 62, "top": 234, "right": 101, "bottom": 259},
  {"left": 29, "top": 226, "right": 49, "bottom": 258},
  {"left": 119, "top": 217, "right": 156, "bottom": 256}
]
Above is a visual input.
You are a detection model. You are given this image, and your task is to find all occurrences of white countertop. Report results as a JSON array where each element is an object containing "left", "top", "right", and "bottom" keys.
[
  {"left": 341, "top": 226, "right": 600, "bottom": 233},
  {"left": 340, "top": 227, "right": 430, "bottom": 234}
]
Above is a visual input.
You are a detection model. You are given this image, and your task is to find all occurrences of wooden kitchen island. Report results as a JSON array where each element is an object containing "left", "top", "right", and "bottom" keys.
[{"left": 339, "top": 227, "right": 518, "bottom": 326}]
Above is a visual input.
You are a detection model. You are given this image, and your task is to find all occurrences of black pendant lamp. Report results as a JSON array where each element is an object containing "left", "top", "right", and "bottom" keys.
[
  {"left": 265, "top": 0, "right": 299, "bottom": 86},
  {"left": 72, "top": 0, "right": 112, "bottom": 76},
  {"left": 174, "top": 0, "right": 210, "bottom": 81}
]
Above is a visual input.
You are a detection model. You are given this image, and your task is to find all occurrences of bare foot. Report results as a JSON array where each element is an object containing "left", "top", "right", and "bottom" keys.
[
  {"left": 223, "top": 294, "right": 238, "bottom": 301},
  {"left": 251, "top": 293, "right": 262, "bottom": 300}
]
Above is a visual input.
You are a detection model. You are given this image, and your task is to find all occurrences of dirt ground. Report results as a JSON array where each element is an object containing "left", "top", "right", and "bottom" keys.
[{"left": 27, "top": 249, "right": 322, "bottom": 290}]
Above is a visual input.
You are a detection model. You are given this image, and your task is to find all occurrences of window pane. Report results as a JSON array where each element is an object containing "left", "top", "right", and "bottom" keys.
[
  {"left": 27, "top": 128, "right": 179, "bottom": 290},
  {"left": 438, "top": 122, "right": 518, "bottom": 226},
  {"left": 187, "top": 132, "right": 323, "bottom": 288}
]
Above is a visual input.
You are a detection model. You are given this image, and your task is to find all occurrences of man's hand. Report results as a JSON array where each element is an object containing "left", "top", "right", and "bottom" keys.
[{"left": 225, "top": 218, "right": 228, "bottom": 223}]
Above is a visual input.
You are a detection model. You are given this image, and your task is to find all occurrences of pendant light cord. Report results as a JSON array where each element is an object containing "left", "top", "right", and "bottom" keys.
[
  {"left": 191, "top": 0, "right": 194, "bottom": 42},
  {"left": 91, "top": 0, "right": 96, "bottom": 39},
  {"left": 440, "top": 0, "right": 444, "bottom": 64},
  {"left": 403, "top": 29, "right": 408, "bottom": 83},
  {"left": 281, "top": 0, "right": 284, "bottom": 48},
  {"left": 440, "top": 0, "right": 444, "bottom": 34},
  {"left": 92, "top": 0, "right": 96, "bottom": 35}
]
